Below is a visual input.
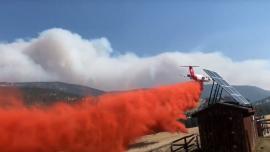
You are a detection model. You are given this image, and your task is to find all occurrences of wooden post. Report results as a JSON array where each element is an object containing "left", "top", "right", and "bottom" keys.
[
  {"left": 196, "top": 135, "right": 200, "bottom": 149},
  {"left": 184, "top": 137, "right": 188, "bottom": 152}
]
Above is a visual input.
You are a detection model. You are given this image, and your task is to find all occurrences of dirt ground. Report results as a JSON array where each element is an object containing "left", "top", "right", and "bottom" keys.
[
  {"left": 256, "top": 137, "right": 270, "bottom": 152},
  {"left": 127, "top": 127, "right": 198, "bottom": 152}
]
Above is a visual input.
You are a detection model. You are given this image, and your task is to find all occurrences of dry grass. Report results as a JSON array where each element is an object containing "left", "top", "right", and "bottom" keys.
[
  {"left": 127, "top": 127, "right": 198, "bottom": 152},
  {"left": 264, "top": 114, "right": 270, "bottom": 120},
  {"left": 127, "top": 114, "right": 270, "bottom": 152},
  {"left": 256, "top": 137, "right": 270, "bottom": 152}
]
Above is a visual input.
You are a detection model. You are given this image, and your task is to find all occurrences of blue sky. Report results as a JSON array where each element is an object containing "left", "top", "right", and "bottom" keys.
[{"left": 1, "top": 1, "right": 270, "bottom": 60}]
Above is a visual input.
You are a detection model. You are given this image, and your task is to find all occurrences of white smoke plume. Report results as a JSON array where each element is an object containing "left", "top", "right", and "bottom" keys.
[{"left": 1, "top": 28, "right": 270, "bottom": 90}]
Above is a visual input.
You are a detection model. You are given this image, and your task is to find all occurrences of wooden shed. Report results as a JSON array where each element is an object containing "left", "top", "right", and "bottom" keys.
[{"left": 192, "top": 102, "right": 257, "bottom": 152}]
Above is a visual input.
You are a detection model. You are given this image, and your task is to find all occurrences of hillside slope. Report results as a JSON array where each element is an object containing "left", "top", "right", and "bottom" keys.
[
  {"left": 202, "top": 85, "right": 270, "bottom": 102},
  {"left": 0, "top": 82, "right": 104, "bottom": 105}
]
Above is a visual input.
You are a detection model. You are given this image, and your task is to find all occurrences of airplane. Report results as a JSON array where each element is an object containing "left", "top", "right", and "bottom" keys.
[{"left": 180, "top": 66, "right": 211, "bottom": 82}]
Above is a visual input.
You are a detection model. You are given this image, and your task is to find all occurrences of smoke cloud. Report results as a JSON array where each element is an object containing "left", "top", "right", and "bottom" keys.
[{"left": 1, "top": 28, "right": 270, "bottom": 90}]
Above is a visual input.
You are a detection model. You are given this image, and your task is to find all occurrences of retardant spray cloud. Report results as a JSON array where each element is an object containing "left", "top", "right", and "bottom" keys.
[{"left": 0, "top": 81, "right": 201, "bottom": 152}]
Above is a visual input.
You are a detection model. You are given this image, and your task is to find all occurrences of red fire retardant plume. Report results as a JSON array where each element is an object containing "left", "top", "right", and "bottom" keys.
[{"left": 0, "top": 81, "right": 202, "bottom": 152}]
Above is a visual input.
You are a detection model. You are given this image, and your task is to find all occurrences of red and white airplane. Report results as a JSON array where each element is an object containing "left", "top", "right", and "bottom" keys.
[{"left": 181, "top": 66, "right": 211, "bottom": 82}]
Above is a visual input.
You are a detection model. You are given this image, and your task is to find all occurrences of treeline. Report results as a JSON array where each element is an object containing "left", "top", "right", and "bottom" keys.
[{"left": 255, "top": 102, "right": 270, "bottom": 115}]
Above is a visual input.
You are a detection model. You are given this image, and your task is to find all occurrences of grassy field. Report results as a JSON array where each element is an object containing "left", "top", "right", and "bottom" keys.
[
  {"left": 127, "top": 114, "right": 270, "bottom": 152},
  {"left": 127, "top": 127, "right": 198, "bottom": 152},
  {"left": 128, "top": 115, "right": 270, "bottom": 152}
]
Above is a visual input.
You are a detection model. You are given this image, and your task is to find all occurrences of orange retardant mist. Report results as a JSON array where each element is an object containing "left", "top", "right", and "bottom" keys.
[{"left": 0, "top": 81, "right": 202, "bottom": 152}]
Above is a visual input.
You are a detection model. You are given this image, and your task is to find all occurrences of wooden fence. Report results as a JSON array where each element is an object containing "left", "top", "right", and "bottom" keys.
[{"left": 170, "top": 134, "right": 201, "bottom": 152}]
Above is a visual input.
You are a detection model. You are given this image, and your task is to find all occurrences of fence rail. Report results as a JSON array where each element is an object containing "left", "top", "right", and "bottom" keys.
[{"left": 170, "top": 134, "right": 201, "bottom": 152}]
